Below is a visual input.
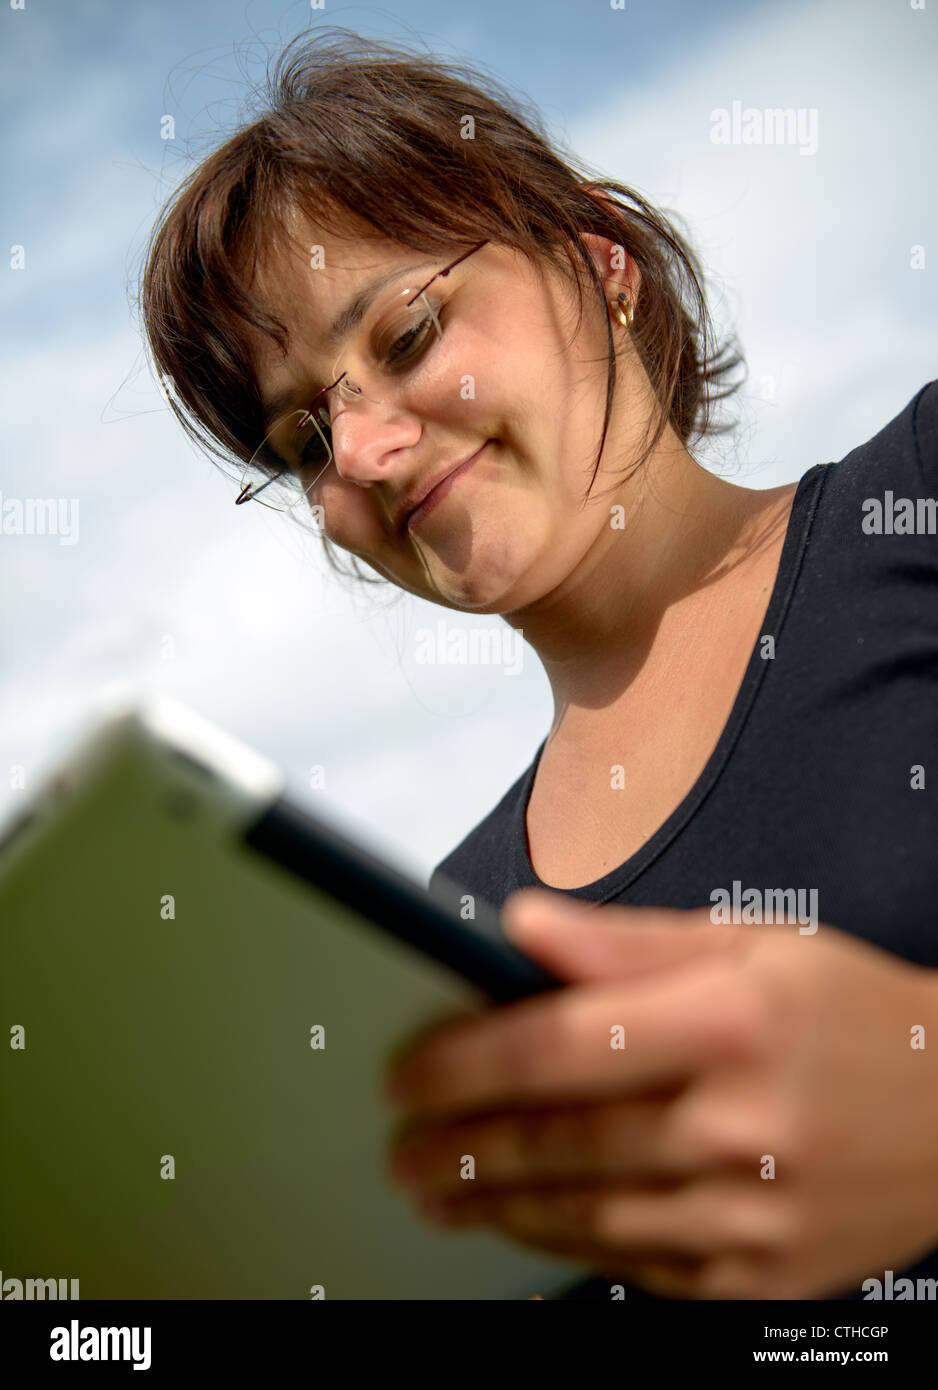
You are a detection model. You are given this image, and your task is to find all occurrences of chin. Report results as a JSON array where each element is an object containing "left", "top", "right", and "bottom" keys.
[
  {"left": 426, "top": 577, "right": 508, "bottom": 612},
  {"left": 416, "top": 517, "right": 552, "bottom": 610},
  {"left": 427, "top": 562, "right": 541, "bottom": 614}
]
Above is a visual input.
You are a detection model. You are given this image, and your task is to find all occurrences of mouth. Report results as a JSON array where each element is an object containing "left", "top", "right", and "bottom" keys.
[{"left": 400, "top": 441, "right": 491, "bottom": 534}]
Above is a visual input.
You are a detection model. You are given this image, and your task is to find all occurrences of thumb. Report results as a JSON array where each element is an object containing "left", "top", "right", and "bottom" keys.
[{"left": 500, "top": 887, "right": 743, "bottom": 984}]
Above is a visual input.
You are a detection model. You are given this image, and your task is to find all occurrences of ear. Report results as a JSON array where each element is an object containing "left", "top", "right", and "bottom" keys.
[
  {"left": 579, "top": 230, "right": 641, "bottom": 313},
  {"left": 578, "top": 185, "right": 642, "bottom": 311}
]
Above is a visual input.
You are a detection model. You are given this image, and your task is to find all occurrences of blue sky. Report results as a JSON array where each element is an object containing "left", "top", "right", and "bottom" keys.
[{"left": 1, "top": 0, "right": 936, "bottom": 882}]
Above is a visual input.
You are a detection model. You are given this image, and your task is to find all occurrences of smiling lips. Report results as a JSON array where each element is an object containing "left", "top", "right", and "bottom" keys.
[{"left": 402, "top": 442, "right": 489, "bottom": 532}]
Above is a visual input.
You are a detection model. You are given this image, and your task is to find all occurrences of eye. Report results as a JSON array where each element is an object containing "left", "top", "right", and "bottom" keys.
[
  {"left": 295, "top": 408, "right": 333, "bottom": 468},
  {"left": 299, "top": 439, "right": 329, "bottom": 470},
  {"left": 385, "top": 312, "right": 437, "bottom": 367},
  {"left": 377, "top": 287, "right": 447, "bottom": 372},
  {"left": 302, "top": 290, "right": 447, "bottom": 457}
]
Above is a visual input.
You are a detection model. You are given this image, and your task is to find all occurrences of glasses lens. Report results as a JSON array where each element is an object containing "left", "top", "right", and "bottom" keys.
[
  {"left": 315, "top": 289, "right": 444, "bottom": 430},
  {"left": 237, "top": 409, "right": 332, "bottom": 510},
  {"left": 235, "top": 269, "right": 459, "bottom": 509}
]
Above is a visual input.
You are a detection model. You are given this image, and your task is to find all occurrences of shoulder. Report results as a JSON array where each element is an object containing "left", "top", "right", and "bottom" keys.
[
  {"left": 802, "top": 381, "right": 938, "bottom": 563},
  {"left": 910, "top": 379, "right": 938, "bottom": 475},
  {"left": 823, "top": 380, "right": 938, "bottom": 497}
]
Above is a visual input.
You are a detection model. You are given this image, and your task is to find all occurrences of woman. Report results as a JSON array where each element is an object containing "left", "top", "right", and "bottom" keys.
[{"left": 140, "top": 29, "right": 938, "bottom": 1301}]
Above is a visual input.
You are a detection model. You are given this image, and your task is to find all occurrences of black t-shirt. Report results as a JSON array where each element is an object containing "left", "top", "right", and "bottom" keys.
[{"left": 430, "top": 379, "right": 938, "bottom": 1300}]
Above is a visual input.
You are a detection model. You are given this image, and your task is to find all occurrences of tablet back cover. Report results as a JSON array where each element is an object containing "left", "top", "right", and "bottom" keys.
[{"left": 0, "top": 703, "right": 574, "bottom": 1299}]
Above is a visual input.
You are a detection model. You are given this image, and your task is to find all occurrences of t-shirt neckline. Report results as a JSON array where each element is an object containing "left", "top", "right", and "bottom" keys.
[{"left": 513, "top": 463, "right": 831, "bottom": 900}]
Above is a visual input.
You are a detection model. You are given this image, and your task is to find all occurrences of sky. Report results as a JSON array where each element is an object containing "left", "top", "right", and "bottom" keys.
[{"left": 1, "top": 0, "right": 936, "bottom": 884}]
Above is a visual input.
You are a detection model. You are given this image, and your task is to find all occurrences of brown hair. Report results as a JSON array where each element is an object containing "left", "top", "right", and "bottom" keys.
[{"left": 139, "top": 26, "right": 744, "bottom": 586}]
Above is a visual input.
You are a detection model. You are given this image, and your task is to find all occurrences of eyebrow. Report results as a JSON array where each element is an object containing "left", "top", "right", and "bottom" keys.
[{"left": 260, "top": 257, "right": 438, "bottom": 429}]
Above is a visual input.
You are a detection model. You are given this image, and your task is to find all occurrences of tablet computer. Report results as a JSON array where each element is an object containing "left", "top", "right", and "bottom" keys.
[{"left": 0, "top": 696, "right": 574, "bottom": 1300}]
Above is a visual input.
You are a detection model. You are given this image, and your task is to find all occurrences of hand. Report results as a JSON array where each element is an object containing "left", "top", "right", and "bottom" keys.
[{"left": 385, "top": 888, "right": 938, "bottom": 1299}]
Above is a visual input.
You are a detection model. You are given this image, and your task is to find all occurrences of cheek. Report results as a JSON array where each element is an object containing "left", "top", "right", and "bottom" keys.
[{"left": 309, "top": 475, "right": 390, "bottom": 551}]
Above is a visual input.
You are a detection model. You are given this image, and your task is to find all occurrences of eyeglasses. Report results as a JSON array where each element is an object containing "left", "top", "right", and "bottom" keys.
[{"left": 235, "top": 240, "right": 489, "bottom": 510}]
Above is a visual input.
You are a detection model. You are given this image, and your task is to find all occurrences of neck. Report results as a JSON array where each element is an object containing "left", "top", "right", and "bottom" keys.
[{"left": 501, "top": 438, "right": 796, "bottom": 729}]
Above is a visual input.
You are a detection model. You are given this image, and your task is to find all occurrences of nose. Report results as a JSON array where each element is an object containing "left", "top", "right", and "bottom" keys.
[{"left": 328, "top": 394, "right": 422, "bottom": 489}]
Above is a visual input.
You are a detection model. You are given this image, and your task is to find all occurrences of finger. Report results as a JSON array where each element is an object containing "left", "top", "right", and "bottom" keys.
[
  {"left": 417, "top": 1190, "right": 741, "bottom": 1299},
  {"left": 391, "top": 1093, "right": 701, "bottom": 1196},
  {"left": 537, "top": 1253, "right": 763, "bottom": 1301},
  {"left": 501, "top": 889, "right": 746, "bottom": 985},
  {"left": 619, "top": 1261, "right": 701, "bottom": 1299},
  {"left": 426, "top": 1178, "right": 787, "bottom": 1264},
  {"left": 383, "top": 1003, "right": 484, "bottom": 1078},
  {"left": 558, "top": 1255, "right": 711, "bottom": 1299},
  {"left": 387, "top": 953, "right": 757, "bottom": 1117},
  {"left": 629, "top": 1252, "right": 768, "bottom": 1300}
]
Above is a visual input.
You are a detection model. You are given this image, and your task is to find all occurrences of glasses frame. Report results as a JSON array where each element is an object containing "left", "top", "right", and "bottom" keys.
[{"left": 235, "top": 239, "right": 489, "bottom": 509}]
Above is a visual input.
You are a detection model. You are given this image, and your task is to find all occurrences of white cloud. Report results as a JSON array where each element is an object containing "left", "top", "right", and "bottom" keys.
[
  {"left": 2, "top": 0, "right": 935, "bottom": 887},
  {"left": 565, "top": 0, "right": 937, "bottom": 482}
]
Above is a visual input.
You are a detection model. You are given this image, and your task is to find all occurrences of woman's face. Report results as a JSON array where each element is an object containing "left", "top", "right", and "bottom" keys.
[{"left": 246, "top": 217, "right": 640, "bottom": 614}]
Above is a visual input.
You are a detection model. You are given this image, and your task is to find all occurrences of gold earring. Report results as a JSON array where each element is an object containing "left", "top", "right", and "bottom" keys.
[{"left": 611, "top": 292, "right": 634, "bottom": 329}]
